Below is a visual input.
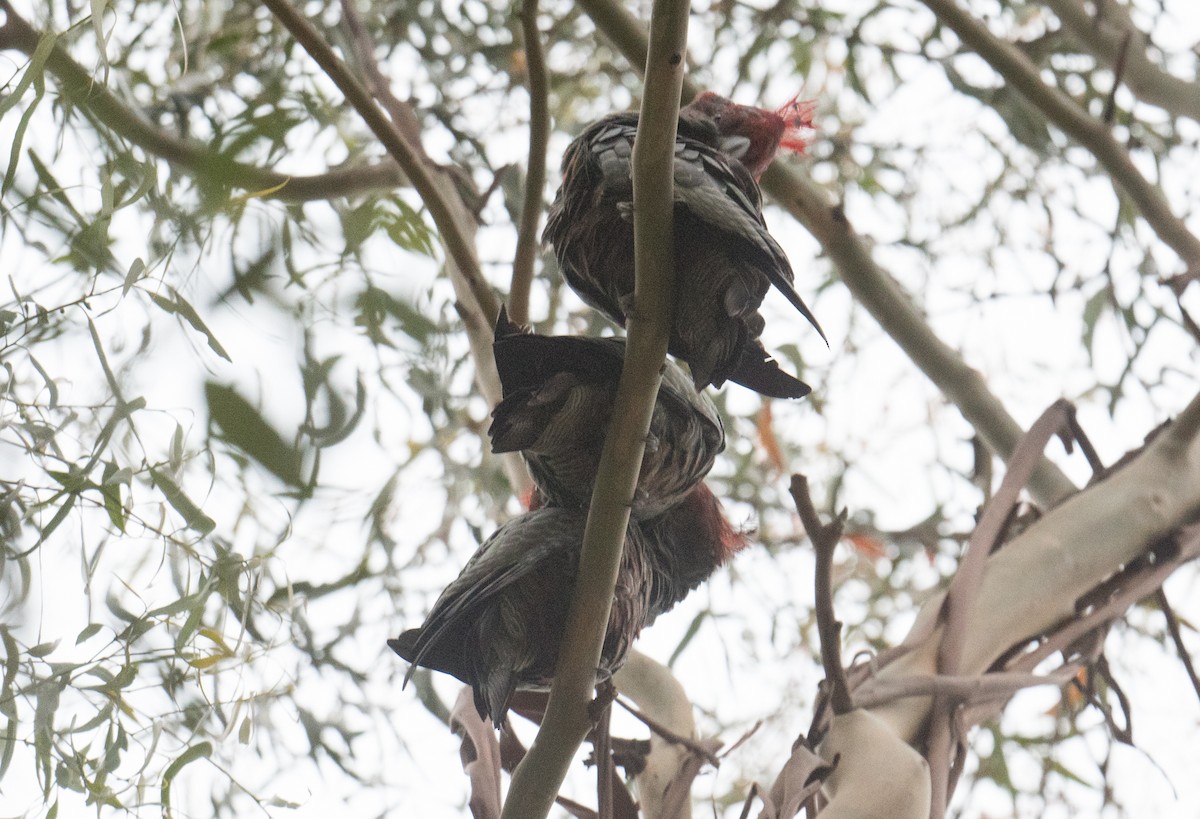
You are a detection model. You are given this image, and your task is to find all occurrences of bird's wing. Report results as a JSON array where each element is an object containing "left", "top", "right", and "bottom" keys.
[
  {"left": 674, "top": 144, "right": 825, "bottom": 339},
  {"left": 398, "top": 510, "right": 583, "bottom": 684}
]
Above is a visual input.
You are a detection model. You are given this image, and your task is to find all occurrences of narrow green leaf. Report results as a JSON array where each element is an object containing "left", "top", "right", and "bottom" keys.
[
  {"left": 667, "top": 610, "right": 709, "bottom": 668},
  {"left": 27, "top": 354, "right": 59, "bottom": 410},
  {"left": 28, "top": 640, "right": 59, "bottom": 658},
  {"left": 100, "top": 462, "right": 126, "bottom": 533},
  {"left": 205, "top": 383, "right": 306, "bottom": 488},
  {"left": 148, "top": 291, "right": 232, "bottom": 362},
  {"left": 1081, "top": 288, "right": 1109, "bottom": 364},
  {"left": 75, "top": 624, "right": 103, "bottom": 645},
  {"left": 86, "top": 318, "right": 123, "bottom": 399},
  {"left": 0, "top": 28, "right": 56, "bottom": 199},
  {"left": 0, "top": 628, "right": 20, "bottom": 783},
  {"left": 161, "top": 742, "right": 212, "bottom": 818},
  {"left": 149, "top": 468, "right": 216, "bottom": 535},
  {"left": 169, "top": 423, "right": 185, "bottom": 472},
  {"left": 122, "top": 257, "right": 146, "bottom": 296}
]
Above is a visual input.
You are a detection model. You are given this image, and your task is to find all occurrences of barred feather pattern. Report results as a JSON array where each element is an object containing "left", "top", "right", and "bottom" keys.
[
  {"left": 388, "top": 507, "right": 652, "bottom": 727},
  {"left": 543, "top": 102, "right": 821, "bottom": 398},
  {"left": 490, "top": 310, "right": 724, "bottom": 519}
]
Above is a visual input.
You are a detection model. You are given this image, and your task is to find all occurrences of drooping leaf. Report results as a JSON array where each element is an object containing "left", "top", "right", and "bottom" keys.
[{"left": 205, "top": 382, "right": 307, "bottom": 489}]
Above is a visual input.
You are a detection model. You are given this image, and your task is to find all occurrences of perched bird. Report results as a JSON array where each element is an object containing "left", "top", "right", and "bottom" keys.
[
  {"left": 388, "top": 508, "right": 652, "bottom": 727},
  {"left": 544, "top": 91, "right": 825, "bottom": 399},
  {"left": 489, "top": 307, "right": 724, "bottom": 520}
]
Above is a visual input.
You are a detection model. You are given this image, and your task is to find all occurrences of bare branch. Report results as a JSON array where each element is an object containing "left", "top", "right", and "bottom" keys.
[
  {"left": 336, "top": 0, "right": 528, "bottom": 495},
  {"left": 338, "top": 0, "right": 425, "bottom": 151},
  {"left": 919, "top": 0, "right": 1200, "bottom": 275},
  {"left": 499, "top": 0, "right": 689, "bottom": 814},
  {"left": 1100, "top": 29, "right": 1131, "bottom": 125},
  {"left": 789, "top": 474, "right": 852, "bottom": 715},
  {"left": 1002, "top": 527, "right": 1200, "bottom": 676},
  {"left": 613, "top": 652, "right": 701, "bottom": 819},
  {"left": 853, "top": 667, "right": 1081, "bottom": 711},
  {"left": 613, "top": 696, "right": 721, "bottom": 768},
  {"left": 938, "top": 400, "right": 1076, "bottom": 679},
  {"left": 1157, "top": 589, "right": 1200, "bottom": 708},
  {"left": 1044, "top": 0, "right": 1200, "bottom": 123},
  {"left": 450, "top": 686, "right": 504, "bottom": 819},
  {"left": 509, "top": 0, "right": 551, "bottom": 326}
]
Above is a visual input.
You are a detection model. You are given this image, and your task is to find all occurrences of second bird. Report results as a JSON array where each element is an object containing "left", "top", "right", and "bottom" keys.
[{"left": 490, "top": 307, "right": 723, "bottom": 519}]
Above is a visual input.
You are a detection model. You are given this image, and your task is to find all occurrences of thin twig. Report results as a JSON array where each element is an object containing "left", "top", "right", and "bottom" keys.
[
  {"left": 338, "top": 0, "right": 427, "bottom": 150},
  {"left": 938, "top": 400, "right": 1075, "bottom": 680},
  {"left": 334, "top": 0, "right": 529, "bottom": 495},
  {"left": 1089, "top": 654, "right": 1134, "bottom": 744},
  {"left": 919, "top": 0, "right": 1200, "bottom": 274},
  {"left": 261, "top": 0, "right": 500, "bottom": 324},
  {"left": 788, "top": 475, "right": 852, "bottom": 715},
  {"left": 613, "top": 696, "right": 722, "bottom": 767},
  {"left": 1043, "top": 0, "right": 1200, "bottom": 123},
  {"left": 853, "top": 667, "right": 1081, "bottom": 710},
  {"left": 1156, "top": 588, "right": 1200, "bottom": 707},
  {"left": 925, "top": 711, "right": 954, "bottom": 819},
  {"left": 1064, "top": 406, "right": 1105, "bottom": 476},
  {"left": 509, "top": 0, "right": 551, "bottom": 326},
  {"left": 1101, "top": 30, "right": 1132, "bottom": 125},
  {"left": 595, "top": 694, "right": 614, "bottom": 819}
]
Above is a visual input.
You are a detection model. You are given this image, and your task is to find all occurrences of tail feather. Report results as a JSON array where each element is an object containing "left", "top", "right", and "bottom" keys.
[
  {"left": 763, "top": 267, "right": 827, "bottom": 345},
  {"left": 729, "top": 345, "right": 812, "bottom": 399}
]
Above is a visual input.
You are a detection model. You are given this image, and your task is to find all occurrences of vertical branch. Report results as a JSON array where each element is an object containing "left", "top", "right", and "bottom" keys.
[
  {"left": 789, "top": 475, "right": 852, "bottom": 716},
  {"left": 331, "top": 0, "right": 530, "bottom": 495},
  {"left": 498, "top": 0, "right": 689, "bottom": 815},
  {"left": 261, "top": 0, "right": 500, "bottom": 323},
  {"left": 509, "top": 0, "right": 551, "bottom": 326}
]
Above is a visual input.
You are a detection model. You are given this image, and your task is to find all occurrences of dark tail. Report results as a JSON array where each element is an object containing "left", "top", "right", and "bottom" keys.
[{"left": 729, "top": 345, "right": 812, "bottom": 399}]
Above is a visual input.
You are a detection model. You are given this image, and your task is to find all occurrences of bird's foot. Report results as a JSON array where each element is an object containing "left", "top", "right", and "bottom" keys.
[{"left": 589, "top": 679, "right": 617, "bottom": 723}]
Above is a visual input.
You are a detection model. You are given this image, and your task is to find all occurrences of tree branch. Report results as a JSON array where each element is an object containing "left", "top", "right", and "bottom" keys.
[
  {"left": 789, "top": 475, "right": 852, "bottom": 716},
  {"left": 813, "top": 393, "right": 1200, "bottom": 816},
  {"left": 0, "top": 0, "right": 407, "bottom": 201},
  {"left": 919, "top": 0, "right": 1200, "bottom": 275},
  {"left": 574, "top": 0, "right": 1079, "bottom": 508},
  {"left": 508, "top": 0, "right": 551, "bottom": 326},
  {"left": 938, "top": 400, "right": 1076, "bottom": 680},
  {"left": 613, "top": 653, "right": 701, "bottom": 819},
  {"left": 330, "top": 0, "right": 529, "bottom": 495},
  {"left": 1043, "top": 0, "right": 1200, "bottom": 123},
  {"left": 261, "top": 0, "right": 499, "bottom": 329},
  {"left": 498, "top": 0, "right": 688, "bottom": 815},
  {"left": 853, "top": 666, "right": 1081, "bottom": 710}
]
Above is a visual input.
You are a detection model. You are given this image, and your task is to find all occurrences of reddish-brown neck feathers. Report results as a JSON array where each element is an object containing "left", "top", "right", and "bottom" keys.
[
  {"left": 685, "top": 91, "right": 815, "bottom": 179},
  {"left": 679, "top": 482, "right": 748, "bottom": 564}
]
